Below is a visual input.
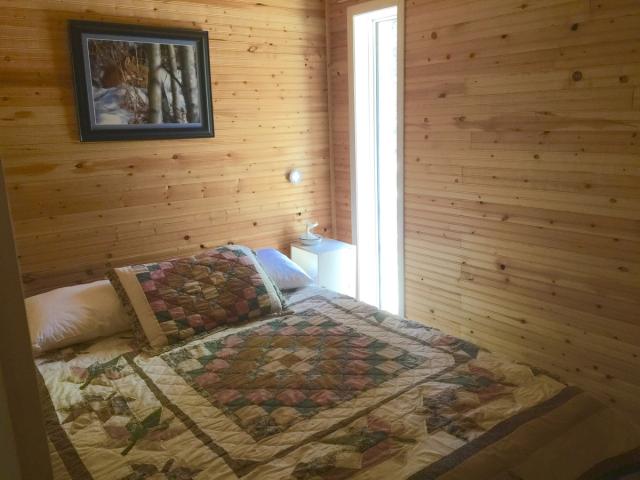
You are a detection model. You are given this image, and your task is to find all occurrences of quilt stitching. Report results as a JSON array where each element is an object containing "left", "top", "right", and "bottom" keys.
[
  {"left": 134, "top": 246, "right": 274, "bottom": 344},
  {"left": 292, "top": 294, "right": 482, "bottom": 362},
  {"left": 162, "top": 308, "right": 425, "bottom": 441},
  {"left": 39, "top": 289, "right": 594, "bottom": 480}
]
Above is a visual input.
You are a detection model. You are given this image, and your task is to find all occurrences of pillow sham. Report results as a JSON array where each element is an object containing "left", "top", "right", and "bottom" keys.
[
  {"left": 256, "top": 248, "right": 313, "bottom": 290},
  {"left": 26, "top": 280, "right": 130, "bottom": 356},
  {"left": 107, "top": 245, "right": 286, "bottom": 350}
]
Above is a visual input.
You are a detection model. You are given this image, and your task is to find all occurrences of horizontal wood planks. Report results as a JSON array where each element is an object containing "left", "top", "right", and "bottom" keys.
[
  {"left": 0, "top": 0, "right": 331, "bottom": 295},
  {"left": 327, "top": 0, "right": 640, "bottom": 420}
]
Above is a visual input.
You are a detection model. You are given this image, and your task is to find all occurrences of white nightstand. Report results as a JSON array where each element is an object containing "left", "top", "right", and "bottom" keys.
[{"left": 291, "top": 239, "right": 356, "bottom": 297}]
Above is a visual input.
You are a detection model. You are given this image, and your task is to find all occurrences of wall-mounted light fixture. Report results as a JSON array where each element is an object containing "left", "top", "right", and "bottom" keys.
[{"left": 288, "top": 169, "right": 303, "bottom": 184}]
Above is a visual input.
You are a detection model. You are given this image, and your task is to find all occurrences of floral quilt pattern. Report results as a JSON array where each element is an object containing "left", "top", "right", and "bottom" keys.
[{"left": 37, "top": 287, "right": 639, "bottom": 480}]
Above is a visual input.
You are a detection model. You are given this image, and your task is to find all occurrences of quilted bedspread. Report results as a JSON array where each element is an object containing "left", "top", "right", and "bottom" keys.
[{"left": 38, "top": 287, "right": 640, "bottom": 480}]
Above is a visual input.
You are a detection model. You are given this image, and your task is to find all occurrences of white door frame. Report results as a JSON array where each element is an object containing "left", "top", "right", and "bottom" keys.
[{"left": 347, "top": 0, "right": 405, "bottom": 315}]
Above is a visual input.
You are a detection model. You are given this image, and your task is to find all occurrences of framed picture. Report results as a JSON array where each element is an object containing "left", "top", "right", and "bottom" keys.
[{"left": 69, "top": 20, "right": 214, "bottom": 141}]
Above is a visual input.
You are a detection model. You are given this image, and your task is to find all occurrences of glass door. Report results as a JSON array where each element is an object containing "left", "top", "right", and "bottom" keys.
[{"left": 349, "top": 1, "right": 403, "bottom": 315}]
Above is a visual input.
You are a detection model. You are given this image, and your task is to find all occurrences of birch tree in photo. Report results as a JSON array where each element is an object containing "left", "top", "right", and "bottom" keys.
[
  {"left": 179, "top": 45, "right": 200, "bottom": 123},
  {"left": 161, "top": 85, "right": 171, "bottom": 123},
  {"left": 167, "top": 44, "right": 183, "bottom": 123},
  {"left": 146, "top": 43, "right": 163, "bottom": 124}
]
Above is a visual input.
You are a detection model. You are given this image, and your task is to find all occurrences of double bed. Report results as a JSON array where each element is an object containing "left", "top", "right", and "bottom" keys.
[{"left": 38, "top": 285, "right": 640, "bottom": 479}]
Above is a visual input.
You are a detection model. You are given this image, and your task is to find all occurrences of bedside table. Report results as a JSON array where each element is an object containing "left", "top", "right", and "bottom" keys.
[{"left": 291, "top": 239, "right": 356, "bottom": 297}]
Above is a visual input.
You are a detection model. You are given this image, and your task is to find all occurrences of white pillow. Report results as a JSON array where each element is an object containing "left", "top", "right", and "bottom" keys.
[
  {"left": 25, "top": 280, "right": 131, "bottom": 355},
  {"left": 256, "top": 248, "right": 313, "bottom": 290}
]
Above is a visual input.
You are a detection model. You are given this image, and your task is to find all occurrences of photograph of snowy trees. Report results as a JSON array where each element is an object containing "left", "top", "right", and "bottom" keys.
[
  {"left": 89, "top": 39, "right": 200, "bottom": 126},
  {"left": 70, "top": 21, "right": 213, "bottom": 141}
]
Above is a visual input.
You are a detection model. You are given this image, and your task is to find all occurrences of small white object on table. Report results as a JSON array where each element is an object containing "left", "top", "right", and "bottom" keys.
[{"left": 291, "top": 239, "right": 356, "bottom": 297}]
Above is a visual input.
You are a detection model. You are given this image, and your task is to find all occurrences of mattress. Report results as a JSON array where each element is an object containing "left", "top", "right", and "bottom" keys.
[{"left": 37, "top": 286, "right": 640, "bottom": 479}]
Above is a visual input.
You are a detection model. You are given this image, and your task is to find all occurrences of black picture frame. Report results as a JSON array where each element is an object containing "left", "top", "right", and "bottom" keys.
[{"left": 69, "top": 20, "right": 214, "bottom": 142}]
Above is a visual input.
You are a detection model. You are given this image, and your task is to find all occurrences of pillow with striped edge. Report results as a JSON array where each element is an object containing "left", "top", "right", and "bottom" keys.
[{"left": 107, "top": 244, "right": 286, "bottom": 351}]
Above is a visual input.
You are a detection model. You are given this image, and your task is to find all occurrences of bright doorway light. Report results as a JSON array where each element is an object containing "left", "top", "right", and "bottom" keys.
[{"left": 348, "top": 0, "right": 404, "bottom": 315}]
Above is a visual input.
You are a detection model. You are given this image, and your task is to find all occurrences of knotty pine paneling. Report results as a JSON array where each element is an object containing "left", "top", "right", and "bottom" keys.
[
  {"left": 0, "top": 0, "right": 331, "bottom": 295},
  {"left": 327, "top": 0, "right": 640, "bottom": 420}
]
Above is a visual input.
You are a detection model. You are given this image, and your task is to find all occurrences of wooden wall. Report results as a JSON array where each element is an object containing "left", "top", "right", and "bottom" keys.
[
  {"left": 327, "top": 0, "right": 640, "bottom": 420},
  {"left": 0, "top": 0, "right": 331, "bottom": 295},
  {"left": 2, "top": 0, "right": 639, "bottom": 421}
]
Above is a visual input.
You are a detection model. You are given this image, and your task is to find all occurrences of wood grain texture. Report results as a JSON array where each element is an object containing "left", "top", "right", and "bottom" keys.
[
  {"left": 0, "top": 0, "right": 331, "bottom": 295},
  {"left": 327, "top": 0, "right": 640, "bottom": 420},
  {"left": 0, "top": 162, "right": 53, "bottom": 480}
]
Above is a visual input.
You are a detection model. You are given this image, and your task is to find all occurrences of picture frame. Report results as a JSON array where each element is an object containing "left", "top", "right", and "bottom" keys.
[{"left": 69, "top": 20, "right": 214, "bottom": 142}]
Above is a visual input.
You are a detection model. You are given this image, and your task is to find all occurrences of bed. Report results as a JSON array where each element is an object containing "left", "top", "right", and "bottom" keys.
[{"left": 38, "top": 285, "right": 640, "bottom": 479}]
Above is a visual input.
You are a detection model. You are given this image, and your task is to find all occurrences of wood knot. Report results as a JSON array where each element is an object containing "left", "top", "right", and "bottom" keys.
[
  {"left": 430, "top": 32, "right": 437, "bottom": 39},
  {"left": 572, "top": 71, "right": 583, "bottom": 81}
]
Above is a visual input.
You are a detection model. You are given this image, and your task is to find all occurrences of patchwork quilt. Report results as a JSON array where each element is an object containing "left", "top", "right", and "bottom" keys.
[
  {"left": 107, "top": 245, "right": 285, "bottom": 350},
  {"left": 38, "top": 287, "right": 640, "bottom": 480}
]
